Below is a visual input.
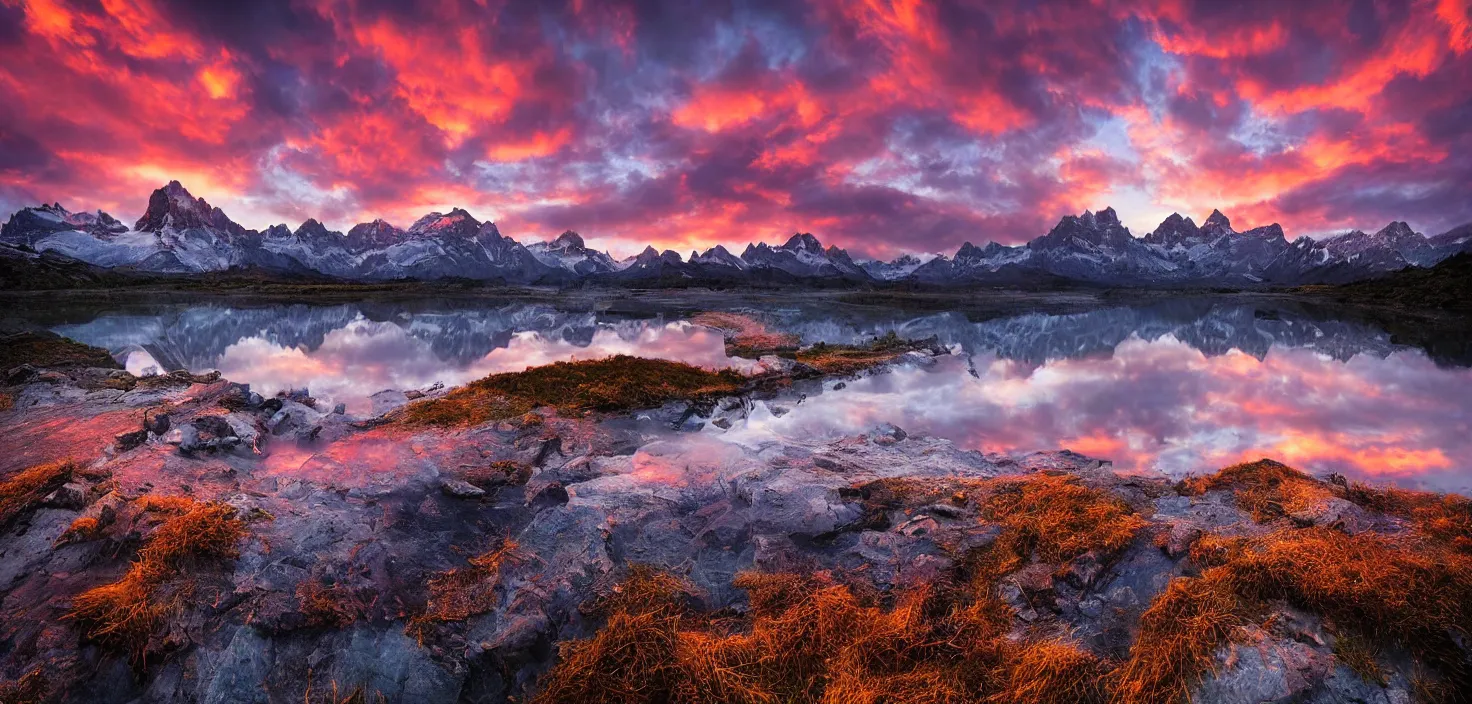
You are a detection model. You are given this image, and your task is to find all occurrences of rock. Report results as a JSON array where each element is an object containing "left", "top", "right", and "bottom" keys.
[
  {"left": 528, "top": 482, "right": 569, "bottom": 510},
  {"left": 1162, "top": 523, "right": 1203, "bottom": 559},
  {"left": 756, "top": 355, "right": 797, "bottom": 374},
  {"left": 45, "top": 482, "right": 88, "bottom": 510},
  {"left": 247, "top": 392, "right": 265, "bottom": 407},
  {"left": 4, "top": 364, "right": 38, "bottom": 386},
  {"left": 115, "top": 429, "right": 149, "bottom": 452},
  {"left": 711, "top": 417, "right": 732, "bottom": 429},
  {"left": 332, "top": 403, "right": 346, "bottom": 415},
  {"left": 832, "top": 382, "right": 847, "bottom": 391},
  {"left": 1192, "top": 625, "right": 1333, "bottom": 703},
  {"left": 403, "top": 389, "right": 425, "bottom": 400},
  {"left": 767, "top": 404, "right": 791, "bottom": 417},
  {"left": 1288, "top": 497, "right": 1376, "bottom": 534},
  {"left": 144, "top": 411, "right": 170, "bottom": 435},
  {"left": 870, "top": 423, "right": 907, "bottom": 445},
  {"left": 370, "top": 390, "right": 410, "bottom": 416},
  {"left": 440, "top": 478, "right": 486, "bottom": 499}
]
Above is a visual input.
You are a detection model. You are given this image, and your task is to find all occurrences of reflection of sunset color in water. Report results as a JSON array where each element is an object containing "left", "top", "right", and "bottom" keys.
[
  {"left": 214, "top": 318, "right": 748, "bottom": 413},
  {"left": 727, "top": 336, "right": 1472, "bottom": 493}
]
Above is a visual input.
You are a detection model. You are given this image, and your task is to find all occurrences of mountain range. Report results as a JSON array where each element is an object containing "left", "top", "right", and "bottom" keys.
[{"left": 3, "top": 181, "right": 1469, "bottom": 288}]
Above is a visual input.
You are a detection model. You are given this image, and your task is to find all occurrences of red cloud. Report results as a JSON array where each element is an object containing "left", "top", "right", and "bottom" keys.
[{"left": 1, "top": 0, "right": 1468, "bottom": 257}]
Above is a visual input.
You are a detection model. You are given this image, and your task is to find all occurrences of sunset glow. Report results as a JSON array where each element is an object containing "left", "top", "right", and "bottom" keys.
[{"left": 2, "top": 0, "right": 1468, "bottom": 257}]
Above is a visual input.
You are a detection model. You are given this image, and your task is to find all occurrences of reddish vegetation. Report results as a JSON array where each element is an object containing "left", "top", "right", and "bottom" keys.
[
  {"left": 1344, "top": 482, "right": 1472, "bottom": 553},
  {"left": 690, "top": 312, "right": 800, "bottom": 357},
  {"left": 794, "top": 331, "right": 923, "bottom": 376},
  {"left": 1178, "top": 458, "right": 1334, "bottom": 522},
  {"left": 0, "top": 459, "right": 76, "bottom": 530},
  {"left": 296, "top": 579, "right": 375, "bottom": 630},
  {"left": 0, "top": 391, "right": 13, "bottom": 412},
  {"left": 409, "top": 540, "right": 524, "bottom": 636},
  {"left": 401, "top": 356, "right": 746, "bottom": 427},
  {"left": 69, "top": 500, "right": 247, "bottom": 663},
  {"left": 536, "top": 464, "right": 1472, "bottom": 702},
  {"left": 980, "top": 473, "right": 1146, "bottom": 564},
  {"left": 533, "top": 472, "right": 1147, "bottom": 704}
]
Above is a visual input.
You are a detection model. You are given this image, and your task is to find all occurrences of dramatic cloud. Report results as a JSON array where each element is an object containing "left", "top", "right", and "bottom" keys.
[{"left": 1, "top": 0, "right": 1469, "bottom": 257}]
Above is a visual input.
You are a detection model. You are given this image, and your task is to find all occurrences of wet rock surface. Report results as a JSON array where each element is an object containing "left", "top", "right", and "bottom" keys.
[{"left": 0, "top": 352, "right": 1462, "bottom": 703}]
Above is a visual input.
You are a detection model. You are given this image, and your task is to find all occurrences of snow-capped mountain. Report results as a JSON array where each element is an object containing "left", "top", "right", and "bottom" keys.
[
  {"left": 2, "top": 182, "right": 1468, "bottom": 289},
  {"left": 740, "top": 233, "right": 870, "bottom": 280},
  {"left": 526, "top": 231, "right": 619, "bottom": 275}
]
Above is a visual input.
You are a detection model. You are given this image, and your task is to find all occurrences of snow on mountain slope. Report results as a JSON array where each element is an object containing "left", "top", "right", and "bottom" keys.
[{"left": 2, "top": 183, "right": 1466, "bottom": 287}]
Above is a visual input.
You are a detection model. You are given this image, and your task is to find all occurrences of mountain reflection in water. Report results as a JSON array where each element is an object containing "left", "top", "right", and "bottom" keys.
[{"left": 47, "top": 298, "right": 1472, "bottom": 493}]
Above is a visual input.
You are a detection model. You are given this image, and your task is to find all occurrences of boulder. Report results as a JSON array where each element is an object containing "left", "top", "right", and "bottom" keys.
[{"left": 440, "top": 478, "right": 487, "bottom": 499}]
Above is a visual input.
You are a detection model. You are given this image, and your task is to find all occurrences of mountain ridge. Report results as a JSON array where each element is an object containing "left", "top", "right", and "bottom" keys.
[{"left": 3, "top": 182, "right": 1468, "bottom": 289}]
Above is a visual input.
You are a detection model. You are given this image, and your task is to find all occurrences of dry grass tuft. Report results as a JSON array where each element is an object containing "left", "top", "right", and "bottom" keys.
[
  {"left": 1109, "top": 568, "right": 1248, "bottom": 704},
  {"left": 296, "top": 579, "right": 375, "bottom": 630},
  {"left": 981, "top": 474, "right": 1146, "bottom": 564},
  {"left": 69, "top": 502, "right": 246, "bottom": 663},
  {"left": 1118, "top": 523, "right": 1472, "bottom": 701},
  {"left": 401, "top": 356, "right": 746, "bottom": 428},
  {"left": 303, "top": 680, "right": 388, "bottom": 704},
  {"left": 410, "top": 540, "right": 524, "bottom": 632},
  {"left": 1333, "top": 632, "right": 1387, "bottom": 686},
  {"left": 0, "top": 391, "right": 13, "bottom": 412},
  {"left": 0, "top": 460, "right": 76, "bottom": 531},
  {"left": 1178, "top": 458, "right": 1334, "bottom": 522},
  {"left": 136, "top": 495, "right": 197, "bottom": 515},
  {"left": 1343, "top": 482, "right": 1472, "bottom": 553},
  {"left": 57, "top": 515, "right": 101, "bottom": 545},
  {"left": 534, "top": 566, "right": 1107, "bottom": 704}
]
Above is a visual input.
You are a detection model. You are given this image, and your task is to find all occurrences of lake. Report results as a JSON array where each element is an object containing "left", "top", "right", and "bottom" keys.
[{"left": 34, "top": 292, "right": 1472, "bottom": 494}]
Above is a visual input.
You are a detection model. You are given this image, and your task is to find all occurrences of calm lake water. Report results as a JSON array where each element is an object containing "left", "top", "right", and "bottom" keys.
[{"left": 39, "top": 294, "right": 1472, "bottom": 494}]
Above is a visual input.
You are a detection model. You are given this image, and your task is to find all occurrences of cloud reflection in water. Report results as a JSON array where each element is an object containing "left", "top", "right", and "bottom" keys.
[
  {"left": 730, "top": 336, "right": 1472, "bottom": 493},
  {"left": 215, "top": 318, "right": 746, "bottom": 413}
]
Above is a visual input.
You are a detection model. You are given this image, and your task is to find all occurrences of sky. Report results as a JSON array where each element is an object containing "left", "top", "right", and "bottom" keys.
[{"left": 1, "top": 0, "right": 1469, "bottom": 259}]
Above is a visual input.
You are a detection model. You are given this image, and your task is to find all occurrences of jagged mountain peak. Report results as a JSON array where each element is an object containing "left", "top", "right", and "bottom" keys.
[
  {"left": 552, "top": 230, "right": 585, "bottom": 249},
  {"left": 407, "top": 208, "right": 481, "bottom": 236},
  {"left": 134, "top": 181, "right": 245, "bottom": 236},
  {"left": 295, "top": 218, "right": 337, "bottom": 238},
  {"left": 783, "top": 232, "right": 824, "bottom": 253}
]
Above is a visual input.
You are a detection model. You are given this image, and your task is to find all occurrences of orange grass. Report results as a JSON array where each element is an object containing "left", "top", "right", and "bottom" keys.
[
  {"left": 0, "top": 460, "right": 75, "bottom": 531},
  {"left": 1109, "top": 568, "right": 1249, "bottom": 704},
  {"left": 0, "top": 391, "right": 13, "bottom": 411},
  {"left": 136, "top": 495, "right": 198, "bottom": 515},
  {"left": 410, "top": 540, "right": 523, "bottom": 632},
  {"left": 401, "top": 356, "right": 746, "bottom": 428},
  {"left": 296, "top": 580, "right": 374, "bottom": 630},
  {"left": 1117, "top": 525, "right": 1472, "bottom": 701},
  {"left": 533, "top": 567, "right": 1106, "bottom": 704},
  {"left": 981, "top": 474, "right": 1147, "bottom": 564},
  {"left": 1343, "top": 482, "right": 1472, "bottom": 552},
  {"left": 70, "top": 502, "right": 246, "bottom": 662},
  {"left": 1178, "top": 458, "right": 1335, "bottom": 522}
]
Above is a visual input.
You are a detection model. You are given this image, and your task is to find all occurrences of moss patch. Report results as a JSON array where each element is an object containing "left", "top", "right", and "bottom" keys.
[
  {"left": 400, "top": 356, "right": 746, "bottom": 428},
  {"left": 0, "top": 331, "right": 119, "bottom": 371}
]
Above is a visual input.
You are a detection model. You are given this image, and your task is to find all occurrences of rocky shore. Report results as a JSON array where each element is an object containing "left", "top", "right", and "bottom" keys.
[{"left": 0, "top": 331, "right": 1468, "bottom": 703}]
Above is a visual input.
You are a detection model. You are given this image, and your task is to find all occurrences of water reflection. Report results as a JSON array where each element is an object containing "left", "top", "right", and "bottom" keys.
[
  {"left": 728, "top": 338, "right": 1472, "bottom": 493},
  {"left": 43, "top": 298, "right": 1472, "bottom": 492},
  {"left": 204, "top": 318, "right": 742, "bottom": 413}
]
